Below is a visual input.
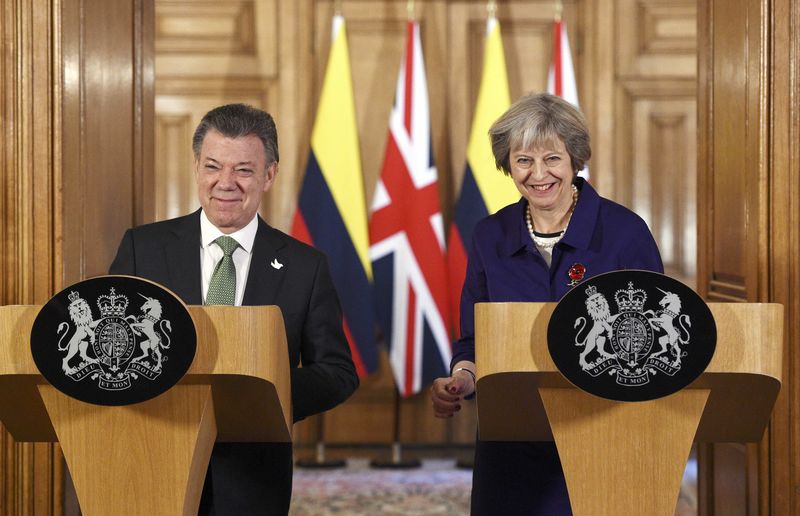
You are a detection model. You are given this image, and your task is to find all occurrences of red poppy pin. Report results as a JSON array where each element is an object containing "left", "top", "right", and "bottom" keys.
[{"left": 567, "top": 263, "right": 586, "bottom": 287}]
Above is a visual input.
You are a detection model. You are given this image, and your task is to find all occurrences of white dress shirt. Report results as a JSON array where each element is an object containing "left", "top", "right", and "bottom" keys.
[{"left": 199, "top": 210, "right": 259, "bottom": 306}]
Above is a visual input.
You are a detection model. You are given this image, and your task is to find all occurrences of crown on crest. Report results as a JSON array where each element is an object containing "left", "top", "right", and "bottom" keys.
[
  {"left": 585, "top": 284, "right": 598, "bottom": 297},
  {"left": 614, "top": 282, "right": 646, "bottom": 312},
  {"left": 67, "top": 291, "right": 81, "bottom": 304},
  {"left": 97, "top": 288, "right": 128, "bottom": 317}
]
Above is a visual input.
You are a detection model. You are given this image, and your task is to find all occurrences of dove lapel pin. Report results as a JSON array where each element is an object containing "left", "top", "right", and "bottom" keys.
[{"left": 270, "top": 258, "right": 284, "bottom": 270}]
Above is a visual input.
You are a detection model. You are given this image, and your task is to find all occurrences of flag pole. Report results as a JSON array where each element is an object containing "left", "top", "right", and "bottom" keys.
[
  {"left": 407, "top": 0, "right": 415, "bottom": 21},
  {"left": 555, "top": 0, "right": 562, "bottom": 22},
  {"left": 334, "top": 0, "right": 342, "bottom": 16},
  {"left": 370, "top": 388, "right": 421, "bottom": 469},
  {"left": 295, "top": 414, "right": 346, "bottom": 469},
  {"left": 487, "top": 0, "right": 497, "bottom": 18}
]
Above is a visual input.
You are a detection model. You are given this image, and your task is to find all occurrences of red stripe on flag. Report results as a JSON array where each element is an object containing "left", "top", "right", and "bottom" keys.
[
  {"left": 297, "top": 209, "right": 368, "bottom": 378},
  {"left": 290, "top": 211, "right": 314, "bottom": 246},
  {"left": 446, "top": 224, "right": 468, "bottom": 336},
  {"left": 553, "top": 20, "right": 563, "bottom": 97},
  {"left": 404, "top": 285, "right": 417, "bottom": 396},
  {"left": 343, "top": 318, "right": 368, "bottom": 378},
  {"left": 369, "top": 134, "right": 450, "bottom": 324},
  {"left": 403, "top": 21, "right": 414, "bottom": 135}
]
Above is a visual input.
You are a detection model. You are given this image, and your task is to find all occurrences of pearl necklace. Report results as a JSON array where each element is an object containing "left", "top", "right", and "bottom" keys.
[{"left": 525, "top": 184, "right": 579, "bottom": 249}]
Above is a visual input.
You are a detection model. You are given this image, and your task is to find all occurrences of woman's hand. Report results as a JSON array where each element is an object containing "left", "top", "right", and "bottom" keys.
[{"left": 430, "top": 364, "right": 476, "bottom": 418}]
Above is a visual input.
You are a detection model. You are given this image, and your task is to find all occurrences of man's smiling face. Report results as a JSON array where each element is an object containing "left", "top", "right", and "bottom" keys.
[{"left": 194, "top": 129, "right": 277, "bottom": 234}]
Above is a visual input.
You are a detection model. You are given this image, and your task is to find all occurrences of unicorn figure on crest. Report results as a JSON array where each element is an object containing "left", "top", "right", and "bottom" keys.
[
  {"left": 127, "top": 294, "right": 172, "bottom": 371},
  {"left": 645, "top": 288, "right": 691, "bottom": 366}
]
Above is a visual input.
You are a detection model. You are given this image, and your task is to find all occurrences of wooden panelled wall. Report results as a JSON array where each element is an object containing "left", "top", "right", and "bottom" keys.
[
  {"left": 0, "top": 0, "right": 153, "bottom": 514},
  {"left": 696, "top": 0, "right": 800, "bottom": 514},
  {"left": 0, "top": 2, "right": 63, "bottom": 514},
  {"left": 0, "top": 0, "right": 798, "bottom": 514}
]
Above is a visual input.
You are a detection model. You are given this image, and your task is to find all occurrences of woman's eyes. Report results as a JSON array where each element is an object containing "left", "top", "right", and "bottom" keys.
[{"left": 515, "top": 156, "right": 561, "bottom": 167}]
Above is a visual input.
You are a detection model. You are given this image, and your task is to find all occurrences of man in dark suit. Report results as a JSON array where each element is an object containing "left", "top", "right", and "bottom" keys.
[{"left": 109, "top": 103, "right": 359, "bottom": 515}]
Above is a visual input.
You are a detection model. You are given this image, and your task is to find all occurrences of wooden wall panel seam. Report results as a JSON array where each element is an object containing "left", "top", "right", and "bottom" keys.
[
  {"left": 768, "top": 0, "right": 800, "bottom": 514},
  {"left": 791, "top": 2, "right": 800, "bottom": 512}
]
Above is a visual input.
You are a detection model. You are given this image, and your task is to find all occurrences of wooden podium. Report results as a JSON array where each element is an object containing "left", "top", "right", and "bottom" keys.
[
  {"left": 475, "top": 302, "right": 783, "bottom": 516},
  {"left": 0, "top": 305, "right": 291, "bottom": 516}
]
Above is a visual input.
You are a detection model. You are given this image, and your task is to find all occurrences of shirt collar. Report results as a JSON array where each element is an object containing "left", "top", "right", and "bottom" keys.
[
  {"left": 503, "top": 177, "right": 599, "bottom": 256},
  {"left": 199, "top": 210, "right": 259, "bottom": 254}
]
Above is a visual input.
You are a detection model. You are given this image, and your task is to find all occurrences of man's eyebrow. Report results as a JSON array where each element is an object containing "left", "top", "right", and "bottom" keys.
[{"left": 201, "top": 157, "right": 257, "bottom": 167}]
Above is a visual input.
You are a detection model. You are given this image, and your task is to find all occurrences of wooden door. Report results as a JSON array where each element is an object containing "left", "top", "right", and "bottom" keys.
[
  {"left": 696, "top": 0, "right": 800, "bottom": 514},
  {"left": 0, "top": 0, "right": 153, "bottom": 513}
]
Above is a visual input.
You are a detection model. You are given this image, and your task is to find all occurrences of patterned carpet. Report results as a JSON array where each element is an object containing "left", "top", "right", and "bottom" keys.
[
  {"left": 290, "top": 459, "right": 472, "bottom": 515},
  {"left": 290, "top": 456, "right": 697, "bottom": 515}
]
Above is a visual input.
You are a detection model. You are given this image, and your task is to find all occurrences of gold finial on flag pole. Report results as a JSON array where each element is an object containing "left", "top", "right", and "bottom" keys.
[
  {"left": 487, "top": 0, "right": 497, "bottom": 18},
  {"left": 334, "top": 0, "right": 343, "bottom": 16},
  {"left": 407, "top": 0, "right": 415, "bottom": 21},
  {"left": 555, "top": 1, "right": 563, "bottom": 22}
]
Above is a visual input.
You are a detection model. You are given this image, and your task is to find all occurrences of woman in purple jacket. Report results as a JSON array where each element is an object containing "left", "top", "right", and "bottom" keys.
[{"left": 430, "top": 93, "right": 663, "bottom": 515}]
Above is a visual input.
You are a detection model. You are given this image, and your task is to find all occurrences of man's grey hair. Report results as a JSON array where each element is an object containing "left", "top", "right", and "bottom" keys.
[
  {"left": 192, "top": 103, "right": 279, "bottom": 164},
  {"left": 489, "top": 93, "right": 591, "bottom": 175}
]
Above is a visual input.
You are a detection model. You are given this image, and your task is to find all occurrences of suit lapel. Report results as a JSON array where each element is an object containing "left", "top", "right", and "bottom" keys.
[
  {"left": 242, "top": 217, "right": 288, "bottom": 306},
  {"left": 165, "top": 211, "right": 203, "bottom": 305}
]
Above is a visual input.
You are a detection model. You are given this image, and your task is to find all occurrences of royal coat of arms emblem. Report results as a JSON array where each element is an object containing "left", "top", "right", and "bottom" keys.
[
  {"left": 548, "top": 270, "right": 715, "bottom": 402},
  {"left": 57, "top": 288, "right": 172, "bottom": 390},
  {"left": 574, "top": 282, "right": 693, "bottom": 386},
  {"left": 32, "top": 276, "right": 196, "bottom": 406}
]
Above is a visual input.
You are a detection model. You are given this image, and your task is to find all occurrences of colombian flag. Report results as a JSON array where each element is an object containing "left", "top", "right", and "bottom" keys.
[
  {"left": 291, "top": 15, "right": 378, "bottom": 377},
  {"left": 447, "top": 16, "right": 517, "bottom": 331}
]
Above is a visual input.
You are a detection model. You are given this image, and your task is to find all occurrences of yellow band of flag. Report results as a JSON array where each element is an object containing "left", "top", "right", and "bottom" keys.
[
  {"left": 311, "top": 16, "right": 373, "bottom": 279},
  {"left": 466, "top": 17, "right": 518, "bottom": 215}
]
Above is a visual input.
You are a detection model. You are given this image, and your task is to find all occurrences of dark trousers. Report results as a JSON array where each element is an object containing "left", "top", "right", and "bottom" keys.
[
  {"left": 198, "top": 442, "right": 293, "bottom": 516},
  {"left": 471, "top": 440, "right": 572, "bottom": 516}
]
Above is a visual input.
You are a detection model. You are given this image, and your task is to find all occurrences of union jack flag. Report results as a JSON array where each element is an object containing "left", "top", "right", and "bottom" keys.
[
  {"left": 369, "top": 21, "right": 451, "bottom": 397},
  {"left": 548, "top": 17, "right": 589, "bottom": 180}
]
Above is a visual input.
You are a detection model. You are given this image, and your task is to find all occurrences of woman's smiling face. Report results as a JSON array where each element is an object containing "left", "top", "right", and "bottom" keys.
[{"left": 509, "top": 137, "right": 574, "bottom": 216}]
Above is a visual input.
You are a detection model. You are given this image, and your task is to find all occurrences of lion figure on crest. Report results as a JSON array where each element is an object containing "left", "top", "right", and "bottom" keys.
[
  {"left": 128, "top": 294, "right": 172, "bottom": 371},
  {"left": 57, "top": 293, "right": 99, "bottom": 374},
  {"left": 574, "top": 288, "right": 617, "bottom": 369}
]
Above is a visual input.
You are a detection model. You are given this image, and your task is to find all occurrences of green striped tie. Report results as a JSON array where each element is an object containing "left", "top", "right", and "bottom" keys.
[{"left": 205, "top": 236, "right": 239, "bottom": 305}]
